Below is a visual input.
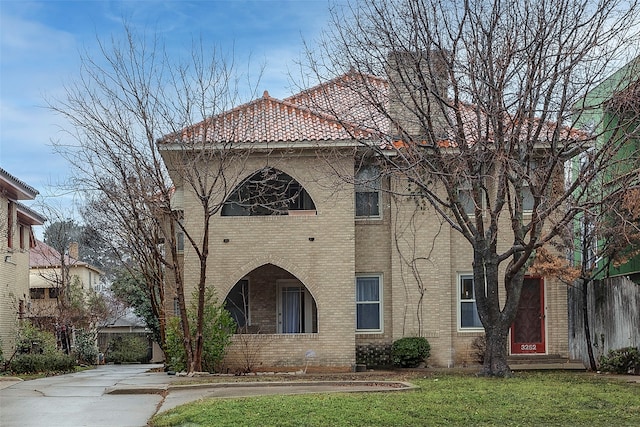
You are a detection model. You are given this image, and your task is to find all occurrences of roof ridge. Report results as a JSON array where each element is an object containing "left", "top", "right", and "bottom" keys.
[{"left": 284, "top": 70, "right": 388, "bottom": 103}]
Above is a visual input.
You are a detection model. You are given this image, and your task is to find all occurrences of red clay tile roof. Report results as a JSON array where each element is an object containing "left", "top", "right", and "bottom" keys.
[
  {"left": 30, "top": 240, "right": 86, "bottom": 269},
  {"left": 161, "top": 71, "right": 584, "bottom": 148},
  {"left": 163, "top": 89, "right": 377, "bottom": 145},
  {"left": 285, "top": 71, "right": 390, "bottom": 134}
]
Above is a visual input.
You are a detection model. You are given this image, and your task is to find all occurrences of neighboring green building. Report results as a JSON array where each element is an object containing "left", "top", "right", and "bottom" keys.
[{"left": 575, "top": 56, "right": 640, "bottom": 283}]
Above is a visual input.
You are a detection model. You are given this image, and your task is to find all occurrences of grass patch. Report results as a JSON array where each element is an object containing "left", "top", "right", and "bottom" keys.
[
  {"left": 4, "top": 364, "right": 95, "bottom": 381},
  {"left": 150, "top": 372, "right": 640, "bottom": 426}
]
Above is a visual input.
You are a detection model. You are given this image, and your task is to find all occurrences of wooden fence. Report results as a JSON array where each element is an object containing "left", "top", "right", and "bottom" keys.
[{"left": 568, "top": 276, "right": 640, "bottom": 367}]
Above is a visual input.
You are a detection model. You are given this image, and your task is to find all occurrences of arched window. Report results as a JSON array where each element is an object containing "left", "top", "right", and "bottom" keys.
[{"left": 222, "top": 167, "right": 316, "bottom": 216}]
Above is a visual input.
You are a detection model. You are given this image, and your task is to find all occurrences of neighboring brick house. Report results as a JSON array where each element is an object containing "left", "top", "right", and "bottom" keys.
[
  {"left": 158, "top": 71, "right": 574, "bottom": 371},
  {"left": 0, "top": 167, "right": 46, "bottom": 358}
]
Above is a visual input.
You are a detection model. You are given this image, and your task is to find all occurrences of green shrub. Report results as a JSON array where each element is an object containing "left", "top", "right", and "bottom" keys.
[
  {"left": 10, "top": 352, "right": 76, "bottom": 374},
  {"left": 164, "top": 288, "right": 235, "bottom": 373},
  {"left": 74, "top": 330, "right": 98, "bottom": 365},
  {"left": 106, "top": 335, "right": 149, "bottom": 364},
  {"left": 356, "top": 343, "right": 392, "bottom": 368},
  {"left": 599, "top": 346, "right": 640, "bottom": 374},
  {"left": 165, "top": 316, "right": 186, "bottom": 372},
  {"left": 7, "top": 321, "right": 76, "bottom": 374},
  {"left": 15, "top": 321, "right": 57, "bottom": 355},
  {"left": 391, "top": 337, "right": 431, "bottom": 368}
]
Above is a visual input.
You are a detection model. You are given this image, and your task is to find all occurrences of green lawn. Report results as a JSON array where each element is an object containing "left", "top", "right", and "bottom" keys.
[{"left": 150, "top": 371, "right": 640, "bottom": 426}]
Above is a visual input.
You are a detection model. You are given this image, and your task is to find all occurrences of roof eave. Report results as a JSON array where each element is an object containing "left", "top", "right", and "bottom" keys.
[
  {"left": 158, "top": 139, "right": 365, "bottom": 152},
  {"left": 0, "top": 168, "right": 39, "bottom": 200},
  {"left": 16, "top": 202, "right": 46, "bottom": 225}
]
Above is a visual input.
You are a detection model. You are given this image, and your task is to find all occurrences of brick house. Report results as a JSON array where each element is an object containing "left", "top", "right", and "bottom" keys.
[
  {"left": 158, "top": 71, "right": 573, "bottom": 371},
  {"left": 0, "top": 167, "right": 46, "bottom": 358}
]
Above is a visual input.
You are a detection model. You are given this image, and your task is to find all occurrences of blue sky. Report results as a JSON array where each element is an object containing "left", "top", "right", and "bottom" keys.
[{"left": 0, "top": 0, "right": 332, "bottom": 220}]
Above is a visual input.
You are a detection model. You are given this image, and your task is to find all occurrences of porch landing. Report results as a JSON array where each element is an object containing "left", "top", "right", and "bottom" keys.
[{"left": 508, "top": 355, "right": 586, "bottom": 370}]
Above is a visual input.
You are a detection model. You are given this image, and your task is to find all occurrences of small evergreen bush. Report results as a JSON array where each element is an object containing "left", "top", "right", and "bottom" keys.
[
  {"left": 391, "top": 337, "right": 430, "bottom": 368},
  {"left": 599, "top": 346, "right": 640, "bottom": 374},
  {"left": 164, "top": 288, "right": 235, "bottom": 373},
  {"left": 165, "top": 316, "right": 186, "bottom": 372},
  {"left": 74, "top": 330, "right": 98, "bottom": 365},
  {"left": 10, "top": 353, "right": 76, "bottom": 374},
  {"left": 8, "top": 321, "right": 76, "bottom": 374}
]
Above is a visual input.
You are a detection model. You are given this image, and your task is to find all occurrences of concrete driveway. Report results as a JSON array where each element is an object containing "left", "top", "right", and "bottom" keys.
[
  {"left": 0, "top": 364, "right": 166, "bottom": 427},
  {"left": 0, "top": 364, "right": 414, "bottom": 427}
]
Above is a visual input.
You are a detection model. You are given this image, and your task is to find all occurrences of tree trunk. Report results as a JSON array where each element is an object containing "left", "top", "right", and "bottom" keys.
[
  {"left": 582, "top": 278, "right": 598, "bottom": 370},
  {"left": 481, "top": 324, "right": 512, "bottom": 377}
]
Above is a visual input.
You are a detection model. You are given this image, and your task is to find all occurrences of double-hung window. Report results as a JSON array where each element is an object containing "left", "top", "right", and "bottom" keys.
[
  {"left": 457, "top": 187, "right": 476, "bottom": 215},
  {"left": 175, "top": 210, "right": 184, "bottom": 252},
  {"left": 355, "top": 166, "right": 381, "bottom": 218},
  {"left": 356, "top": 275, "right": 382, "bottom": 332},
  {"left": 522, "top": 160, "right": 539, "bottom": 212},
  {"left": 459, "top": 274, "right": 483, "bottom": 329}
]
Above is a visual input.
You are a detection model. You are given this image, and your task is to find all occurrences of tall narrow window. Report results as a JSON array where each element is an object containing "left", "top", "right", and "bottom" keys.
[
  {"left": 459, "top": 274, "right": 483, "bottom": 329},
  {"left": 356, "top": 275, "right": 382, "bottom": 332},
  {"left": 522, "top": 160, "right": 539, "bottom": 212},
  {"left": 457, "top": 188, "right": 476, "bottom": 215},
  {"left": 355, "top": 166, "right": 381, "bottom": 218},
  {"left": 19, "top": 224, "right": 26, "bottom": 250},
  {"left": 176, "top": 210, "right": 185, "bottom": 252},
  {"left": 7, "top": 201, "right": 14, "bottom": 248},
  {"left": 173, "top": 297, "right": 180, "bottom": 316}
]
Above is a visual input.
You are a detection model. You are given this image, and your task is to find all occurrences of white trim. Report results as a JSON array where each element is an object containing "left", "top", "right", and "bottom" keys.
[
  {"left": 355, "top": 165, "right": 383, "bottom": 220},
  {"left": 158, "top": 139, "right": 363, "bottom": 152},
  {"left": 355, "top": 274, "right": 383, "bottom": 333},
  {"left": 457, "top": 273, "right": 484, "bottom": 332}
]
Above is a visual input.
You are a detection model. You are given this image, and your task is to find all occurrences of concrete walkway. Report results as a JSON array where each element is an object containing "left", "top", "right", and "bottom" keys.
[
  {"left": 1, "top": 364, "right": 637, "bottom": 427},
  {"left": 0, "top": 365, "right": 413, "bottom": 427}
]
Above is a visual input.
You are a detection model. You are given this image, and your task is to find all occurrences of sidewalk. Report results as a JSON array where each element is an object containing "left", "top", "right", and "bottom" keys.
[
  {"left": 105, "top": 373, "right": 417, "bottom": 414},
  {"left": 0, "top": 377, "right": 22, "bottom": 390}
]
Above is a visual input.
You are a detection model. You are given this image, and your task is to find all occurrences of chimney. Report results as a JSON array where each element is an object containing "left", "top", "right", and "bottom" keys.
[
  {"left": 68, "top": 242, "right": 79, "bottom": 260},
  {"left": 386, "top": 49, "right": 450, "bottom": 141}
]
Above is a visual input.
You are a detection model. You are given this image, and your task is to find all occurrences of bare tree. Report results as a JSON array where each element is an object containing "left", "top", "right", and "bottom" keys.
[
  {"left": 299, "top": 0, "right": 640, "bottom": 376},
  {"left": 49, "top": 25, "right": 263, "bottom": 373}
]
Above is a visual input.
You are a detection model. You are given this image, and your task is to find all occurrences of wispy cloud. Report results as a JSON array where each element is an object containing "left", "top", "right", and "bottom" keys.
[{"left": 0, "top": 0, "right": 330, "bottom": 226}]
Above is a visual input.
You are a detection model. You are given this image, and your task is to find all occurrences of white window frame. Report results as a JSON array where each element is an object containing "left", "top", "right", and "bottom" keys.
[
  {"left": 355, "top": 274, "right": 383, "bottom": 333},
  {"left": 458, "top": 273, "right": 484, "bottom": 331},
  {"left": 457, "top": 187, "right": 476, "bottom": 215},
  {"left": 355, "top": 166, "right": 382, "bottom": 219}
]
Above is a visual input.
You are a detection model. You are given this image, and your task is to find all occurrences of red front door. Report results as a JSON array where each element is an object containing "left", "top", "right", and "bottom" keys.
[{"left": 510, "top": 277, "right": 546, "bottom": 354}]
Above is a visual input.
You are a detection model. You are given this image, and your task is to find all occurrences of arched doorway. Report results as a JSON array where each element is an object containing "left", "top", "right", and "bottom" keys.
[{"left": 224, "top": 263, "right": 318, "bottom": 334}]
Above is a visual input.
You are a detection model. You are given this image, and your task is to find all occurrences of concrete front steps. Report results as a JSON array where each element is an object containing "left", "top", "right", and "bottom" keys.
[{"left": 508, "top": 354, "right": 586, "bottom": 370}]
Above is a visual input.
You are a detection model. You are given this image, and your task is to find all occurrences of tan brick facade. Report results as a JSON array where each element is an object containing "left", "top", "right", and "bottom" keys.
[
  {"left": 168, "top": 148, "right": 571, "bottom": 371},
  {"left": 1, "top": 169, "right": 45, "bottom": 358}
]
